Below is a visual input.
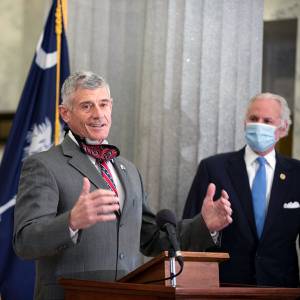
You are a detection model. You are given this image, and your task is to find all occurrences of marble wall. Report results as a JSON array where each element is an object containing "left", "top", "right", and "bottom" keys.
[
  {"left": 0, "top": 0, "right": 46, "bottom": 112},
  {"left": 2, "top": 2, "right": 299, "bottom": 161},
  {"left": 0, "top": 0, "right": 264, "bottom": 216},
  {"left": 264, "top": 0, "right": 300, "bottom": 159},
  {"left": 0, "top": 0, "right": 47, "bottom": 159},
  {"left": 67, "top": 0, "right": 263, "bottom": 216}
]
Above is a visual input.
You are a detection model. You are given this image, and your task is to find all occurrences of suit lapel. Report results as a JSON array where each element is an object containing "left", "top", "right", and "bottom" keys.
[
  {"left": 61, "top": 136, "right": 107, "bottom": 189},
  {"left": 262, "top": 154, "right": 293, "bottom": 239},
  {"left": 112, "top": 158, "right": 131, "bottom": 219},
  {"left": 227, "top": 148, "right": 257, "bottom": 236},
  {"left": 61, "top": 136, "right": 135, "bottom": 218}
]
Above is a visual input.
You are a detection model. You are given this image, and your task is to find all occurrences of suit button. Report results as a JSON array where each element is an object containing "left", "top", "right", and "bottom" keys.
[
  {"left": 119, "top": 253, "right": 125, "bottom": 259},
  {"left": 57, "top": 245, "right": 67, "bottom": 251}
]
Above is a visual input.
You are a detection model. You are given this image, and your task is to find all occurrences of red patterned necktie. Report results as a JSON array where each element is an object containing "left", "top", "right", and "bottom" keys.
[
  {"left": 98, "top": 160, "right": 118, "bottom": 196},
  {"left": 74, "top": 134, "right": 120, "bottom": 195},
  {"left": 80, "top": 143, "right": 120, "bottom": 163}
]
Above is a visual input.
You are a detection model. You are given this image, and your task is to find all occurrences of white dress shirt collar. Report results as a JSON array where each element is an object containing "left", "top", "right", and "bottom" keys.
[
  {"left": 68, "top": 131, "right": 108, "bottom": 146},
  {"left": 244, "top": 145, "right": 276, "bottom": 170}
]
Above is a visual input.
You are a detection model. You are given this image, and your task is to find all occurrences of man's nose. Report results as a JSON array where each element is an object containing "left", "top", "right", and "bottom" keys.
[{"left": 91, "top": 105, "right": 103, "bottom": 117}]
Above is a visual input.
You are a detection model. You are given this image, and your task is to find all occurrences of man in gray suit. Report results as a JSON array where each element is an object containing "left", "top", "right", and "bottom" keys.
[{"left": 13, "top": 71, "right": 232, "bottom": 300}]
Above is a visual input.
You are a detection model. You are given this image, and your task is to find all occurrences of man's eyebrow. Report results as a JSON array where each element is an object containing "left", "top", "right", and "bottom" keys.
[
  {"left": 79, "top": 98, "right": 110, "bottom": 102},
  {"left": 79, "top": 100, "right": 92, "bottom": 104}
]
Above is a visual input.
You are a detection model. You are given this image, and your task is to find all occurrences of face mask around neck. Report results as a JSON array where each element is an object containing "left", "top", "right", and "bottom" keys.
[{"left": 245, "top": 122, "right": 277, "bottom": 152}]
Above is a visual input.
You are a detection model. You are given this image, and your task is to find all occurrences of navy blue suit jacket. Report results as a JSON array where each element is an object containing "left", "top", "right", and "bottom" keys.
[{"left": 183, "top": 148, "right": 300, "bottom": 287}]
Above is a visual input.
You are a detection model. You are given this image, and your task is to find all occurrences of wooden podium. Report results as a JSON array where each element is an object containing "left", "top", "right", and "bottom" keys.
[
  {"left": 119, "top": 251, "right": 228, "bottom": 288},
  {"left": 60, "top": 251, "right": 300, "bottom": 300}
]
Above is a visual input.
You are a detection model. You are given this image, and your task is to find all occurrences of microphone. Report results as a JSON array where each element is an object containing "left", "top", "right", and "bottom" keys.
[{"left": 156, "top": 209, "right": 183, "bottom": 266}]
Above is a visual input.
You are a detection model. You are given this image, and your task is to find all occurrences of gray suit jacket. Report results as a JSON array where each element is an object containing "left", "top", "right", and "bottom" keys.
[{"left": 13, "top": 135, "right": 213, "bottom": 299}]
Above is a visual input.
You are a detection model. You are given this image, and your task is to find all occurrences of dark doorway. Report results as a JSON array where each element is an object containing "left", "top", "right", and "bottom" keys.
[{"left": 262, "top": 19, "right": 297, "bottom": 157}]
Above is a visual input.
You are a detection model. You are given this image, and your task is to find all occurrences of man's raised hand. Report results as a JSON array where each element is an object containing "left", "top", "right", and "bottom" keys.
[
  {"left": 69, "top": 177, "right": 119, "bottom": 230},
  {"left": 201, "top": 183, "right": 232, "bottom": 232}
]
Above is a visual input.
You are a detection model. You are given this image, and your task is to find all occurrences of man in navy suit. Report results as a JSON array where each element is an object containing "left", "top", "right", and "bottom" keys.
[{"left": 183, "top": 92, "right": 300, "bottom": 287}]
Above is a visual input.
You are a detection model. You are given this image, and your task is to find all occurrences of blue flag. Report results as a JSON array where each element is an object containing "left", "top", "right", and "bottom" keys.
[{"left": 0, "top": 1, "right": 70, "bottom": 299}]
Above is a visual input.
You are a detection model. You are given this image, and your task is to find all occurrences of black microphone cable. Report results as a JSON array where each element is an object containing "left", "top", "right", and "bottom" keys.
[{"left": 143, "top": 254, "right": 184, "bottom": 284}]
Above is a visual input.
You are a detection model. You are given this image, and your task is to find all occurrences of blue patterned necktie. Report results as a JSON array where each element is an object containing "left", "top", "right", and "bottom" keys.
[{"left": 251, "top": 157, "right": 267, "bottom": 238}]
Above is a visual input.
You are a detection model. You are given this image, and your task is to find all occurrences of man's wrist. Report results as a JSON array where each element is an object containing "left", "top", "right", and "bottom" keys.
[{"left": 69, "top": 210, "right": 77, "bottom": 230}]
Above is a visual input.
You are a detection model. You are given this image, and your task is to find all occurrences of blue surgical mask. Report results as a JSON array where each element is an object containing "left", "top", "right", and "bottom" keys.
[{"left": 245, "top": 123, "right": 277, "bottom": 152}]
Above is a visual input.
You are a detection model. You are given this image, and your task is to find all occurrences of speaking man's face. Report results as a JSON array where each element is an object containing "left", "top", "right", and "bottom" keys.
[{"left": 60, "top": 86, "right": 112, "bottom": 142}]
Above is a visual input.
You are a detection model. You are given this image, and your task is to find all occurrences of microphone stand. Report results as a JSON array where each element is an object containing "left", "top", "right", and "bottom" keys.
[
  {"left": 143, "top": 250, "right": 184, "bottom": 285},
  {"left": 169, "top": 249, "right": 177, "bottom": 287}
]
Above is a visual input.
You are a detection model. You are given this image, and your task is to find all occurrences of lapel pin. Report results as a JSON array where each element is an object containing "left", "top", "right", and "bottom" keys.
[
  {"left": 120, "top": 164, "right": 126, "bottom": 171},
  {"left": 280, "top": 173, "right": 286, "bottom": 180}
]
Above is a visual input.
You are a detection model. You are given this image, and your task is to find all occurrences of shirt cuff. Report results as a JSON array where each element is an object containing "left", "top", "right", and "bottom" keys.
[
  {"left": 210, "top": 231, "right": 219, "bottom": 244},
  {"left": 69, "top": 226, "right": 79, "bottom": 243}
]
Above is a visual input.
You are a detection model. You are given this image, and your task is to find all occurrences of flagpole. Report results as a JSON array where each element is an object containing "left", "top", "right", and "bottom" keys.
[{"left": 54, "top": 0, "right": 63, "bottom": 145}]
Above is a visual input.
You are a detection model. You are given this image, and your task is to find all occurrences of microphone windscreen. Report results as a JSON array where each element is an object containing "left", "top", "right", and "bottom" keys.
[{"left": 156, "top": 209, "right": 177, "bottom": 229}]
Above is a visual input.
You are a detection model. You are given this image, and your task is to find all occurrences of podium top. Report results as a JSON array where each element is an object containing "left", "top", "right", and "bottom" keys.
[
  {"left": 119, "top": 251, "right": 229, "bottom": 284},
  {"left": 170, "top": 251, "right": 229, "bottom": 262}
]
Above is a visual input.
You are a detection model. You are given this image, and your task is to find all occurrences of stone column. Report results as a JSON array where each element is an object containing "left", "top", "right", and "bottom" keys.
[
  {"left": 67, "top": 0, "right": 263, "bottom": 216},
  {"left": 135, "top": 0, "right": 263, "bottom": 215}
]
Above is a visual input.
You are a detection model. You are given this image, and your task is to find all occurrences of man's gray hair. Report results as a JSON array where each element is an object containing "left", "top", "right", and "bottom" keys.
[
  {"left": 246, "top": 92, "right": 292, "bottom": 135},
  {"left": 61, "top": 71, "right": 110, "bottom": 107}
]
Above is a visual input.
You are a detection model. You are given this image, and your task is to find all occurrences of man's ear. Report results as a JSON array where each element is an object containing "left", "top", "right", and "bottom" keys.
[
  {"left": 279, "top": 120, "right": 288, "bottom": 138},
  {"left": 59, "top": 105, "right": 69, "bottom": 123}
]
